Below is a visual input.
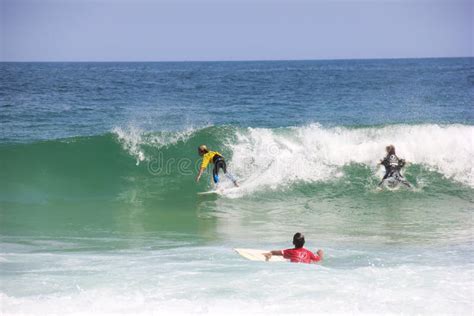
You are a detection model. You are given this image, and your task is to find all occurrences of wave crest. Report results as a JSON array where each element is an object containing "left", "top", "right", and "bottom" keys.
[{"left": 229, "top": 124, "right": 474, "bottom": 191}]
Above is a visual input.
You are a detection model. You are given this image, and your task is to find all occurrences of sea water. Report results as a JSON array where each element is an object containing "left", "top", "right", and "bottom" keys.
[{"left": 0, "top": 58, "right": 473, "bottom": 315}]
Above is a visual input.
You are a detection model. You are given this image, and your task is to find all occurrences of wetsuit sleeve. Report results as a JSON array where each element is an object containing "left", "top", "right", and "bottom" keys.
[
  {"left": 399, "top": 159, "right": 406, "bottom": 168},
  {"left": 200, "top": 154, "right": 212, "bottom": 170}
]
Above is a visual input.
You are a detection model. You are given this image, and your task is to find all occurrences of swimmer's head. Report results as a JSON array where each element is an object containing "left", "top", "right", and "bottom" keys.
[
  {"left": 293, "top": 232, "right": 305, "bottom": 249},
  {"left": 386, "top": 145, "right": 395, "bottom": 155},
  {"left": 198, "top": 145, "right": 208, "bottom": 156}
]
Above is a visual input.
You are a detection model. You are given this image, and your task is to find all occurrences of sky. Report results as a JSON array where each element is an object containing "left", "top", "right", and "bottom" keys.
[{"left": 1, "top": 0, "right": 473, "bottom": 61}]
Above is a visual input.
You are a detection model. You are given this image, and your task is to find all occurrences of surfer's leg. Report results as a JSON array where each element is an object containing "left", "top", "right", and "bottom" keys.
[
  {"left": 212, "top": 163, "right": 219, "bottom": 183},
  {"left": 221, "top": 160, "right": 238, "bottom": 187},
  {"left": 225, "top": 173, "right": 239, "bottom": 186},
  {"left": 213, "top": 160, "right": 227, "bottom": 183},
  {"left": 400, "top": 178, "right": 412, "bottom": 188},
  {"left": 221, "top": 160, "right": 227, "bottom": 174},
  {"left": 378, "top": 172, "right": 389, "bottom": 187},
  {"left": 396, "top": 171, "right": 412, "bottom": 188}
]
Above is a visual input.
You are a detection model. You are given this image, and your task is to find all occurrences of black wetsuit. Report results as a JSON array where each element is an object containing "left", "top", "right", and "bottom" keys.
[
  {"left": 379, "top": 154, "right": 411, "bottom": 187},
  {"left": 212, "top": 154, "right": 227, "bottom": 183}
]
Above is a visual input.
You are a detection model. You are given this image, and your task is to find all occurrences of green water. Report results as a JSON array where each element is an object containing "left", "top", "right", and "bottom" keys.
[{"left": 1, "top": 125, "right": 473, "bottom": 315}]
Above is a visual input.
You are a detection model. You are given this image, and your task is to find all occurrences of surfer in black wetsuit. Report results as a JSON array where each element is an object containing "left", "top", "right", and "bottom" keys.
[{"left": 378, "top": 145, "right": 412, "bottom": 188}]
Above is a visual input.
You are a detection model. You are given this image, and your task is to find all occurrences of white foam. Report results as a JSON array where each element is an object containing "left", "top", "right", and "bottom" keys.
[
  {"left": 1, "top": 261, "right": 472, "bottom": 316},
  {"left": 1, "top": 240, "right": 472, "bottom": 316},
  {"left": 227, "top": 124, "right": 474, "bottom": 195},
  {"left": 112, "top": 125, "right": 197, "bottom": 166},
  {"left": 112, "top": 125, "right": 147, "bottom": 166}
]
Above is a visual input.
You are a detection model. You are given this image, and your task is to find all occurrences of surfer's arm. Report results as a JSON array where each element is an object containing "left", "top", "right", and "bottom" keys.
[
  {"left": 379, "top": 157, "right": 389, "bottom": 166},
  {"left": 196, "top": 155, "right": 212, "bottom": 182},
  {"left": 195, "top": 168, "right": 205, "bottom": 182},
  {"left": 307, "top": 250, "right": 323, "bottom": 263},
  {"left": 314, "top": 249, "right": 324, "bottom": 262},
  {"left": 403, "top": 161, "right": 413, "bottom": 170},
  {"left": 263, "top": 250, "right": 283, "bottom": 261}
]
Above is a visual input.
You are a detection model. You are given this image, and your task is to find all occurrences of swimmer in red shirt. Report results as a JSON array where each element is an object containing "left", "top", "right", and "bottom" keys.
[{"left": 264, "top": 232, "right": 323, "bottom": 264}]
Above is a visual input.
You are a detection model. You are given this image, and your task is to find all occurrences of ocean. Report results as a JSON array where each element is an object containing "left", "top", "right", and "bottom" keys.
[{"left": 0, "top": 58, "right": 473, "bottom": 315}]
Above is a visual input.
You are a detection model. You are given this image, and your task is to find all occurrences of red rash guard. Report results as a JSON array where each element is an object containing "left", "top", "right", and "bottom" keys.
[{"left": 282, "top": 247, "right": 321, "bottom": 264}]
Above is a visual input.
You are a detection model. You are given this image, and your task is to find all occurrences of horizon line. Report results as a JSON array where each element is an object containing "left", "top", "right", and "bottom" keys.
[{"left": 1, "top": 56, "right": 472, "bottom": 63}]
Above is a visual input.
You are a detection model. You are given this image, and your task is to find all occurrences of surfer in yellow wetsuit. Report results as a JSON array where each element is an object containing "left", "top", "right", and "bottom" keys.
[{"left": 196, "top": 145, "right": 238, "bottom": 186}]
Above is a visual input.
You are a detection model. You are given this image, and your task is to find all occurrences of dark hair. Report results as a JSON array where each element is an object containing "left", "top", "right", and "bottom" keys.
[
  {"left": 385, "top": 145, "right": 396, "bottom": 156},
  {"left": 292, "top": 232, "right": 305, "bottom": 248}
]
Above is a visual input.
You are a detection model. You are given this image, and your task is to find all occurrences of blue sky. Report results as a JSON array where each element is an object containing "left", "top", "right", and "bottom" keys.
[{"left": 1, "top": 0, "right": 472, "bottom": 61}]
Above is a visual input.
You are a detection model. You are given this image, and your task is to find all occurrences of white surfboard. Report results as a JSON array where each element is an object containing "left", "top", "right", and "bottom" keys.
[
  {"left": 198, "top": 186, "right": 240, "bottom": 195},
  {"left": 198, "top": 190, "right": 219, "bottom": 195},
  {"left": 234, "top": 248, "right": 286, "bottom": 262},
  {"left": 382, "top": 176, "right": 401, "bottom": 189}
]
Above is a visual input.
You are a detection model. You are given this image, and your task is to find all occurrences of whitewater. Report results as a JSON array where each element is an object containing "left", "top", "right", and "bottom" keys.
[{"left": 112, "top": 124, "right": 474, "bottom": 192}]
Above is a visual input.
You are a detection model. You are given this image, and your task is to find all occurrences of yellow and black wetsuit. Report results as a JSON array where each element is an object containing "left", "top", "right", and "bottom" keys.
[{"left": 201, "top": 151, "right": 227, "bottom": 183}]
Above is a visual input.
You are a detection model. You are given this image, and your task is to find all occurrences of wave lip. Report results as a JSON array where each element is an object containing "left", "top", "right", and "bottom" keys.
[{"left": 112, "top": 125, "right": 200, "bottom": 165}]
